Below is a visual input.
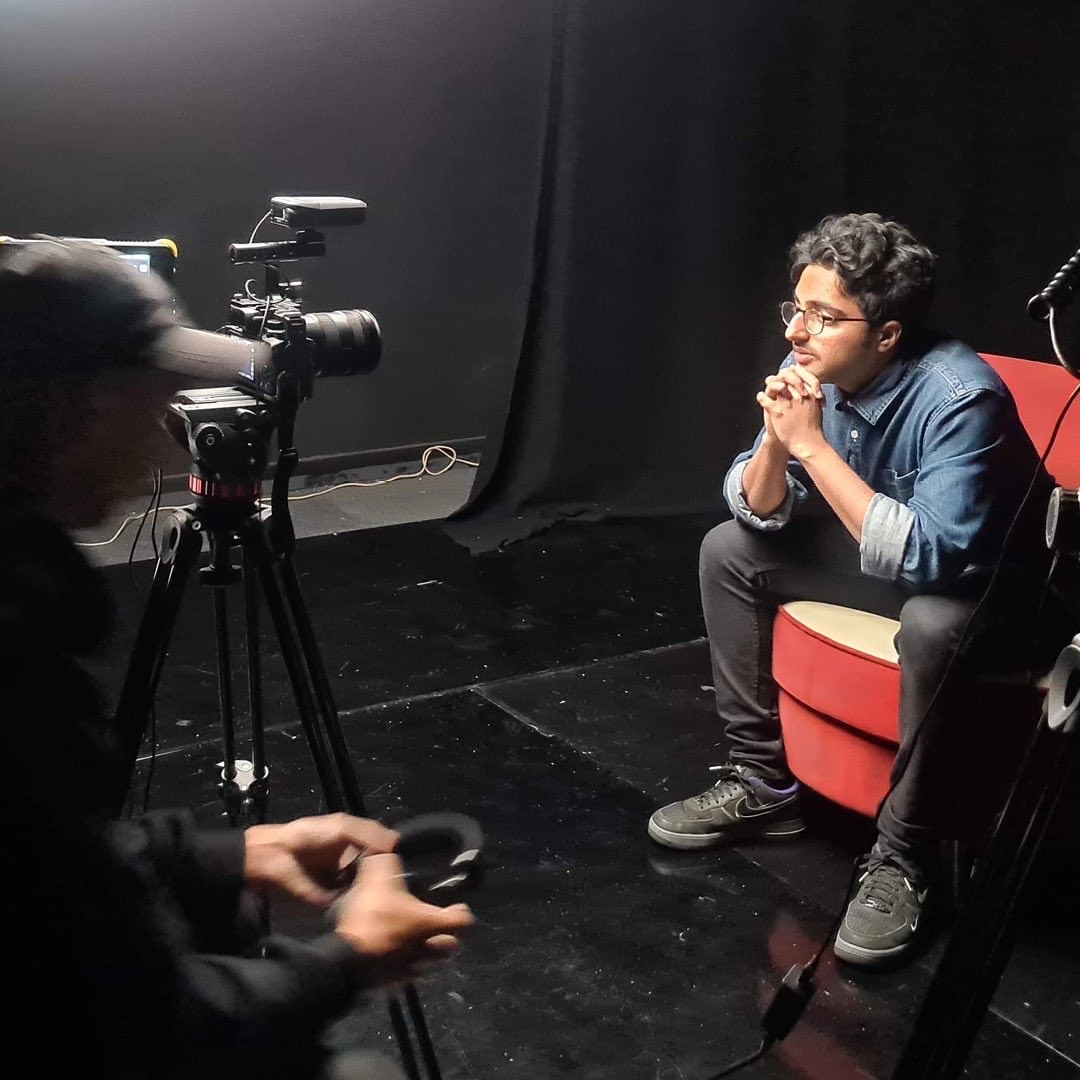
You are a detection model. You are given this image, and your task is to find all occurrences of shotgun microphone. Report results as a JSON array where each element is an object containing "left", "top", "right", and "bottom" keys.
[{"left": 1028, "top": 245, "right": 1080, "bottom": 320}]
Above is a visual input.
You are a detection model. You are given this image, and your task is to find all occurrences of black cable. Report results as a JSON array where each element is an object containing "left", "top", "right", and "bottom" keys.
[
  {"left": 705, "top": 1037, "right": 771, "bottom": 1079},
  {"left": 839, "top": 377, "right": 1080, "bottom": 891},
  {"left": 127, "top": 467, "right": 163, "bottom": 596},
  {"left": 119, "top": 469, "right": 167, "bottom": 816},
  {"left": 149, "top": 468, "right": 165, "bottom": 562},
  {"left": 701, "top": 856, "right": 862, "bottom": 1078},
  {"left": 805, "top": 857, "right": 864, "bottom": 976},
  {"left": 866, "top": 379, "right": 1080, "bottom": 851},
  {"left": 776, "top": 382, "right": 1077, "bottom": 952}
]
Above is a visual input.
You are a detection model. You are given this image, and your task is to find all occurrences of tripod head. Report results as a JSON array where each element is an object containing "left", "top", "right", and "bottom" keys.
[{"left": 163, "top": 384, "right": 275, "bottom": 513}]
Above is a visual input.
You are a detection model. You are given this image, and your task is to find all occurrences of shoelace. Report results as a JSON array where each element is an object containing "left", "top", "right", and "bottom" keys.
[
  {"left": 694, "top": 765, "right": 751, "bottom": 808},
  {"left": 859, "top": 863, "right": 909, "bottom": 913}
]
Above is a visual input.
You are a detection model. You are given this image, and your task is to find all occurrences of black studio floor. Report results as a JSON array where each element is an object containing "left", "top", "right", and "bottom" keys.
[{"left": 85, "top": 502, "right": 1080, "bottom": 1079}]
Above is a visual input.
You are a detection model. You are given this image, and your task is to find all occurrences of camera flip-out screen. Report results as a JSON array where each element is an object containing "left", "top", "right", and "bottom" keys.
[
  {"left": 0, "top": 235, "right": 177, "bottom": 282},
  {"left": 113, "top": 242, "right": 176, "bottom": 280}
]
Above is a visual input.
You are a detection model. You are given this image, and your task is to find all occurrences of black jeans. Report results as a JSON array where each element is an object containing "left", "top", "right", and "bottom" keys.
[{"left": 699, "top": 515, "right": 1073, "bottom": 882}]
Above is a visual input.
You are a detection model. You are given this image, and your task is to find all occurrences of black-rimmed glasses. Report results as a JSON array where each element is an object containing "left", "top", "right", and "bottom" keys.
[{"left": 780, "top": 301, "right": 868, "bottom": 336}]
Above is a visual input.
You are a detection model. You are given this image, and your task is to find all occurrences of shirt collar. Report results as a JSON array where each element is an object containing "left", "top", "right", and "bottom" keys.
[{"left": 835, "top": 357, "right": 914, "bottom": 425}]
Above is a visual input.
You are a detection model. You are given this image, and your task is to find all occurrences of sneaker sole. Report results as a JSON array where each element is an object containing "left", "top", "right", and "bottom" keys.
[
  {"left": 833, "top": 933, "right": 912, "bottom": 968},
  {"left": 647, "top": 816, "right": 806, "bottom": 850}
]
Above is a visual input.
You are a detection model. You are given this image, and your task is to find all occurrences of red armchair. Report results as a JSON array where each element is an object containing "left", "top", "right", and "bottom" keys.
[{"left": 772, "top": 353, "right": 1080, "bottom": 828}]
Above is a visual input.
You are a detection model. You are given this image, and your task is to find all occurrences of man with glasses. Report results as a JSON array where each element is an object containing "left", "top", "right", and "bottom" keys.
[{"left": 646, "top": 212, "right": 1064, "bottom": 968}]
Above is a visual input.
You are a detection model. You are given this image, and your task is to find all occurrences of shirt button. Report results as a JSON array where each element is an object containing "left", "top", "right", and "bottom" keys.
[{"left": 850, "top": 430, "right": 859, "bottom": 440}]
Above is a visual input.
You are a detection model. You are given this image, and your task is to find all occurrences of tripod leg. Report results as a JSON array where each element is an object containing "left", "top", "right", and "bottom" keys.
[
  {"left": 202, "top": 529, "right": 277, "bottom": 827},
  {"left": 242, "top": 525, "right": 351, "bottom": 812},
  {"left": 111, "top": 509, "right": 204, "bottom": 814},
  {"left": 388, "top": 998, "right": 424, "bottom": 1080},
  {"left": 404, "top": 984, "right": 443, "bottom": 1080},
  {"left": 210, "top": 535, "right": 246, "bottom": 823},
  {"left": 243, "top": 528, "right": 443, "bottom": 1080},
  {"left": 276, "top": 551, "right": 368, "bottom": 812},
  {"left": 240, "top": 545, "right": 270, "bottom": 821}
]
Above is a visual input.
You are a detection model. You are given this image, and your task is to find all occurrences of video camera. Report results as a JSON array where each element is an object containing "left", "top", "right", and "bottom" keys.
[
  {"left": 223, "top": 195, "right": 381, "bottom": 393},
  {"left": 164, "top": 195, "right": 382, "bottom": 507}
]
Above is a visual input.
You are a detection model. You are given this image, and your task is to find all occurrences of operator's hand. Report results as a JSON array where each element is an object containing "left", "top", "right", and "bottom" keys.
[
  {"left": 333, "top": 852, "right": 476, "bottom": 989},
  {"left": 244, "top": 813, "right": 399, "bottom": 909},
  {"left": 757, "top": 366, "right": 826, "bottom": 459}
]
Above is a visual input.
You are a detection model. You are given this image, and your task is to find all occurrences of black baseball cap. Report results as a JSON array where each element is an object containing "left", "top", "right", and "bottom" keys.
[{"left": 0, "top": 237, "right": 270, "bottom": 380}]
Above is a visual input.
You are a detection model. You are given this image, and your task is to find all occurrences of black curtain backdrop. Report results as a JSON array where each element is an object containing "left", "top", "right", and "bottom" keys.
[{"left": 446, "top": 0, "right": 1080, "bottom": 553}]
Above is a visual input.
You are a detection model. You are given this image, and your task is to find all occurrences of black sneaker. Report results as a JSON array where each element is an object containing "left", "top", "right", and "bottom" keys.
[
  {"left": 834, "top": 858, "right": 928, "bottom": 968},
  {"left": 646, "top": 764, "right": 805, "bottom": 850}
]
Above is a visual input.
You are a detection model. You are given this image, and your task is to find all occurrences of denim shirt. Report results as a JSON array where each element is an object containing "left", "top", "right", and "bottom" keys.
[{"left": 724, "top": 338, "right": 1052, "bottom": 591}]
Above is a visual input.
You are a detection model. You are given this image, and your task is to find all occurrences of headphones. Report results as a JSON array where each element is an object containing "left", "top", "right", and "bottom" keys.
[{"left": 394, "top": 812, "right": 484, "bottom": 905}]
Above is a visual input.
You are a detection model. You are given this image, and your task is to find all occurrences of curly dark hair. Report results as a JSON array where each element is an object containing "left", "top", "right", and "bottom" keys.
[{"left": 789, "top": 212, "right": 937, "bottom": 330}]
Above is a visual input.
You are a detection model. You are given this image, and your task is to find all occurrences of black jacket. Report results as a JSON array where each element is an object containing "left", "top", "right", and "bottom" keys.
[{"left": 0, "top": 497, "right": 364, "bottom": 1079}]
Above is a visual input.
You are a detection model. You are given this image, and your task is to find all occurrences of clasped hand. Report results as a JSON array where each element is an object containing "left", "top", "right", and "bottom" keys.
[{"left": 756, "top": 366, "right": 825, "bottom": 458}]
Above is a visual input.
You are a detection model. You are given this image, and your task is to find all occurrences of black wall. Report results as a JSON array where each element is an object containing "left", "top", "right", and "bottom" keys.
[{"left": 0, "top": 0, "right": 551, "bottom": 470}]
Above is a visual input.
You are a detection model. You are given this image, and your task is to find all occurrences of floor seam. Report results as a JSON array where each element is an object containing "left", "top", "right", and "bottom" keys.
[{"left": 134, "top": 637, "right": 708, "bottom": 763}]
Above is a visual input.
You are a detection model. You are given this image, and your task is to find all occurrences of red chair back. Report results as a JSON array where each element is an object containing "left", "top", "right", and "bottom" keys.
[{"left": 980, "top": 353, "right": 1080, "bottom": 488}]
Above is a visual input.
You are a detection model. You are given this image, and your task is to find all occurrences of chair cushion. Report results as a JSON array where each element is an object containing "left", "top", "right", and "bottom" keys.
[
  {"left": 773, "top": 601, "right": 901, "bottom": 743},
  {"left": 777, "top": 691, "right": 896, "bottom": 817},
  {"left": 773, "top": 599, "right": 1052, "bottom": 824}
]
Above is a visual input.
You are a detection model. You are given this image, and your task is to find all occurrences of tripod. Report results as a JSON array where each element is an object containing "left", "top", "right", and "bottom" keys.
[{"left": 112, "top": 377, "right": 446, "bottom": 1080}]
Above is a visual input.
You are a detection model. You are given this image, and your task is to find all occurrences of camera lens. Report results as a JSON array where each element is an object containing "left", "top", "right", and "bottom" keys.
[{"left": 302, "top": 308, "right": 381, "bottom": 376}]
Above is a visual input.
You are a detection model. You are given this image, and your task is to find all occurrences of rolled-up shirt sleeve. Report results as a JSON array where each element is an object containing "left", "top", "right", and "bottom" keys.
[
  {"left": 861, "top": 388, "right": 1016, "bottom": 590},
  {"left": 723, "top": 452, "right": 802, "bottom": 530},
  {"left": 860, "top": 493, "right": 916, "bottom": 580}
]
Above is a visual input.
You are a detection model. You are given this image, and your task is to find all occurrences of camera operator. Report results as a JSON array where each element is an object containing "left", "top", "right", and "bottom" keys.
[{"left": 0, "top": 239, "right": 473, "bottom": 1080}]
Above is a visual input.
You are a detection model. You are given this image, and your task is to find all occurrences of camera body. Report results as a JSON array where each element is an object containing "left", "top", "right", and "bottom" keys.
[
  {"left": 223, "top": 292, "right": 381, "bottom": 400},
  {"left": 220, "top": 195, "right": 382, "bottom": 398}
]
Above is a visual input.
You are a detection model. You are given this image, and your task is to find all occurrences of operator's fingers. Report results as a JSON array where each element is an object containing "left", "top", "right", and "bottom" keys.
[
  {"left": 429, "top": 903, "right": 476, "bottom": 933},
  {"left": 353, "top": 850, "right": 406, "bottom": 883},
  {"left": 354, "top": 856, "right": 476, "bottom": 929},
  {"left": 421, "top": 934, "right": 463, "bottom": 955},
  {"left": 283, "top": 813, "right": 399, "bottom": 857},
  {"left": 328, "top": 815, "right": 399, "bottom": 857}
]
